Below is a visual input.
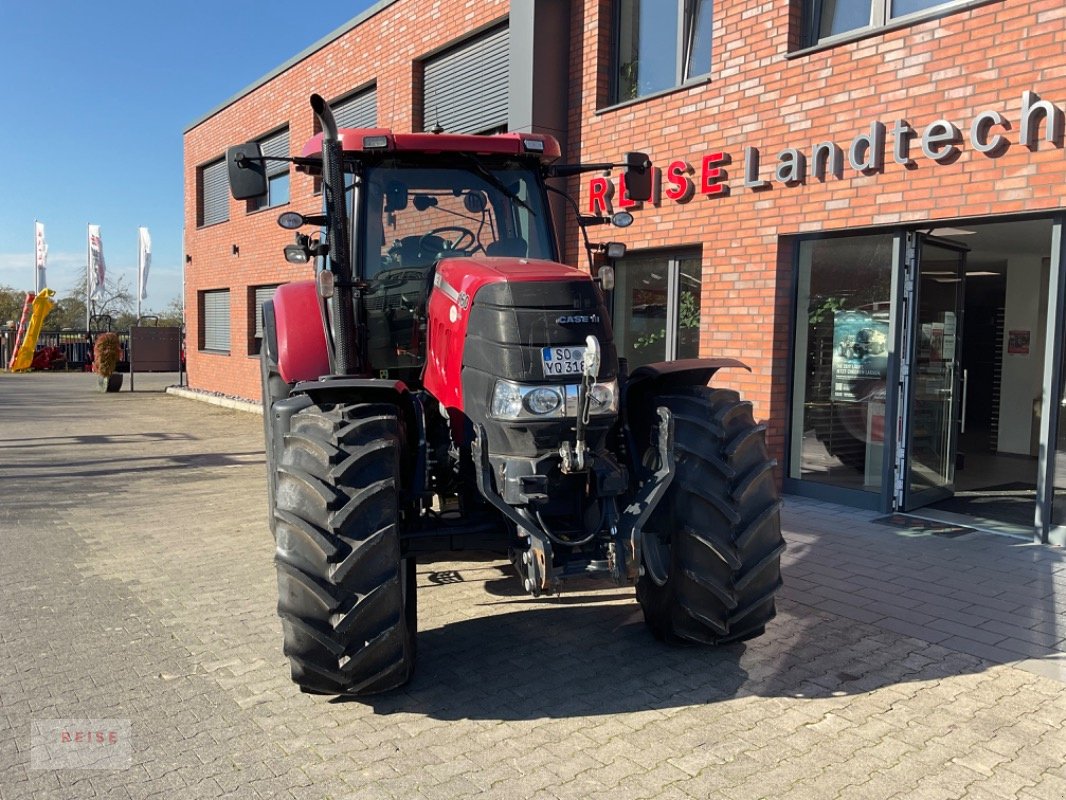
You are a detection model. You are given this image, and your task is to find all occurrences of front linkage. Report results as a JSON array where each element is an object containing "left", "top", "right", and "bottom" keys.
[{"left": 472, "top": 403, "right": 675, "bottom": 597}]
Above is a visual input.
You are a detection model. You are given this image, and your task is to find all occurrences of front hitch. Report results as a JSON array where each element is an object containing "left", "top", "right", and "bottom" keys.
[
  {"left": 472, "top": 406, "right": 675, "bottom": 596},
  {"left": 614, "top": 406, "right": 675, "bottom": 584},
  {"left": 471, "top": 424, "right": 559, "bottom": 596}
]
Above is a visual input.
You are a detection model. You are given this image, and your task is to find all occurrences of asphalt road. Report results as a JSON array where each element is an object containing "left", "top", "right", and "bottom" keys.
[{"left": 1, "top": 371, "right": 1065, "bottom": 800}]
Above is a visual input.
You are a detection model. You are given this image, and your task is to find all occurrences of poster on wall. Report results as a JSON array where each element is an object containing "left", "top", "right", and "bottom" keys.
[
  {"left": 831, "top": 310, "right": 890, "bottom": 402},
  {"left": 1008, "top": 329, "right": 1031, "bottom": 355}
]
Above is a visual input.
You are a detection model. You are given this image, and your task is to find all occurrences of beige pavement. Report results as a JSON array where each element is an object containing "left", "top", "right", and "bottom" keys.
[{"left": 1, "top": 371, "right": 1064, "bottom": 800}]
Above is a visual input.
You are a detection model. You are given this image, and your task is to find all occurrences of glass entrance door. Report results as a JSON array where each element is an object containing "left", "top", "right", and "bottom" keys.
[{"left": 898, "top": 234, "right": 967, "bottom": 510}]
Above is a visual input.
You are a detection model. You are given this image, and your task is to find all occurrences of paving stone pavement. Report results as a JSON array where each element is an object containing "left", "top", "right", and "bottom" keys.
[{"left": 1, "top": 371, "right": 1065, "bottom": 800}]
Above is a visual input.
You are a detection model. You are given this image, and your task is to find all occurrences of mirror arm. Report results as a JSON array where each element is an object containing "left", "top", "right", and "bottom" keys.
[
  {"left": 545, "top": 184, "right": 598, "bottom": 274},
  {"left": 547, "top": 162, "right": 623, "bottom": 178},
  {"left": 577, "top": 215, "right": 611, "bottom": 226},
  {"left": 234, "top": 154, "right": 318, "bottom": 169}
]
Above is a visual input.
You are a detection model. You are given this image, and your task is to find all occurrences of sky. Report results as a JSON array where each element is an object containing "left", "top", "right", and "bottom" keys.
[{"left": 0, "top": 1, "right": 379, "bottom": 313}]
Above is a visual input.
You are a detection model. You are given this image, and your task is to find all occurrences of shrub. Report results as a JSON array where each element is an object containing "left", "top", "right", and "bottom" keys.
[{"left": 93, "top": 332, "right": 120, "bottom": 378}]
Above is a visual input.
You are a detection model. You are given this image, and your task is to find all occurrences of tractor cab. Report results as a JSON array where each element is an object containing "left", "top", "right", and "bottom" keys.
[
  {"left": 232, "top": 125, "right": 570, "bottom": 386},
  {"left": 347, "top": 152, "right": 559, "bottom": 384}
]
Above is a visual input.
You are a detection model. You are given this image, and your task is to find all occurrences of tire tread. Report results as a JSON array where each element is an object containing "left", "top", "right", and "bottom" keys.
[
  {"left": 637, "top": 385, "right": 785, "bottom": 645},
  {"left": 272, "top": 402, "right": 415, "bottom": 696}
]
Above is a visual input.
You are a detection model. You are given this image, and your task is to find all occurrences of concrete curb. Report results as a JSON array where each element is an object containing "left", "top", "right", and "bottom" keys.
[{"left": 166, "top": 385, "right": 263, "bottom": 416}]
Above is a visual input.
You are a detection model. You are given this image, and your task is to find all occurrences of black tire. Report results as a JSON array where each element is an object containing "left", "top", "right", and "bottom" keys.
[
  {"left": 260, "top": 347, "right": 292, "bottom": 538},
  {"left": 273, "top": 402, "right": 416, "bottom": 695},
  {"left": 636, "top": 386, "right": 784, "bottom": 644}
]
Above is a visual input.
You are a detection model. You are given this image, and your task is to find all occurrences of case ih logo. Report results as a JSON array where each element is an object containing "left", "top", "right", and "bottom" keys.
[
  {"left": 557, "top": 314, "right": 600, "bottom": 325},
  {"left": 587, "top": 89, "right": 1063, "bottom": 214}
]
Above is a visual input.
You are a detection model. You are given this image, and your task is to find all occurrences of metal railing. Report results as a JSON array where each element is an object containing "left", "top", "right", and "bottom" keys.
[{"left": 32, "top": 330, "right": 132, "bottom": 371}]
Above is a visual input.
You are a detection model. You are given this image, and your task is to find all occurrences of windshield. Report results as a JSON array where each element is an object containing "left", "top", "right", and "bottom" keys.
[{"left": 360, "top": 161, "right": 555, "bottom": 279}]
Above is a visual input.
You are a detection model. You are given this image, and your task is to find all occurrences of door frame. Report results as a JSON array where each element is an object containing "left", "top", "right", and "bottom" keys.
[
  {"left": 1039, "top": 215, "right": 1066, "bottom": 545},
  {"left": 784, "top": 214, "right": 1066, "bottom": 536},
  {"left": 894, "top": 232, "right": 969, "bottom": 511}
]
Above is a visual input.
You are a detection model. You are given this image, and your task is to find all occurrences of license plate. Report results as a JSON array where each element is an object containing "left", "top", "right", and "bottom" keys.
[{"left": 541, "top": 346, "right": 586, "bottom": 376}]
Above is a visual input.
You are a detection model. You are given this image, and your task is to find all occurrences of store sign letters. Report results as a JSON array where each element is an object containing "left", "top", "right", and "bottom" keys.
[{"left": 587, "top": 90, "right": 1064, "bottom": 213}]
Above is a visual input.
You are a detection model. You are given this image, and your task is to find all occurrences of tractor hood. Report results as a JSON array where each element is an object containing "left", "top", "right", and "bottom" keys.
[{"left": 422, "top": 257, "right": 616, "bottom": 417}]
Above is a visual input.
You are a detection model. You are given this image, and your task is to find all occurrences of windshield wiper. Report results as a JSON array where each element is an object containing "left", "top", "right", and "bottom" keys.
[{"left": 456, "top": 154, "right": 535, "bottom": 216}]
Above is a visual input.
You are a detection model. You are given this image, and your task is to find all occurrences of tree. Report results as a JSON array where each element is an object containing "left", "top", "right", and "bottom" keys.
[
  {"left": 0, "top": 285, "right": 30, "bottom": 328},
  {"left": 44, "top": 275, "right": 134, "bottom": 330},
  {"left": 46, "top": 295, "right": 86, "bottom": 330},
  {"left": 152, "top": 297, "right": 185, "bottom": 328}
]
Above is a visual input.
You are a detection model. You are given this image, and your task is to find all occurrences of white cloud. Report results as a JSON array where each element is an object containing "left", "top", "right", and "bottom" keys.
[
  {"left": 0, "top": 251, "right": 182, "bottom": 307},
  {"left": 0, "top": 251, "right": 85, "bottom": 293}
]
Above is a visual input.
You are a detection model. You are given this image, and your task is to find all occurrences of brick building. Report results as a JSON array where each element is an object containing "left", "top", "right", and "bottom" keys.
[{"left": 183, "top": 0, "right": 1066, "bottom": 543}]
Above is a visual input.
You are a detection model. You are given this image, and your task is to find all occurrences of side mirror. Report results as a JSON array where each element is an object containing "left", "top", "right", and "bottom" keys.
[
  {"left": 385, "top": 181, "right": 409, "bottom": 212},
  {"left": 622, "top": 151, "right": 652, "bottom": 203},
  {"left": 226, "top": 143, "right": 267, "bottom": 200}
]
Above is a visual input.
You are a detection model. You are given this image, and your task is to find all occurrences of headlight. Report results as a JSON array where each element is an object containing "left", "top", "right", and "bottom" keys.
[
  {"left": 490, "top": 380, "right": 618, "bottom": 420},
  {"left": 588, "top": 381, "right": 618, "bottom": 414},
  {"left": 491, "top": 381, "right": 523, "bottom": 418},
  {"left": 524, "top": 387, "right": 563, "bottom": 415}
]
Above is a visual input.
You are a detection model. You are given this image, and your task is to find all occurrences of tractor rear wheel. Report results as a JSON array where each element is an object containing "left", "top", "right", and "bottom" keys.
[
  {"left": 273, "top": 402, "right": 416, "bottom": 695},
  {"left": 637, "top": 386, "right": 784, "bottom": 644}
]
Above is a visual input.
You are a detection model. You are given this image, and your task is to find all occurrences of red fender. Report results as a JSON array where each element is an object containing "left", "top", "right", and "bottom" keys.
[{"left": 273, "top": 280, "right": 330, "bottom": 383}]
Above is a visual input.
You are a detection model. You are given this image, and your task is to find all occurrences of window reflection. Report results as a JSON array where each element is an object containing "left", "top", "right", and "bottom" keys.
[
  {"left": 614, "top": 250, "right": 702, "bottom": 367},
  {"left": 790, "top": 235, "right": 894, "bottom": 492},
  {"left": 614, "top": 0, "right": 712, "bottom": 103},
  {"left": 814, "top": 0, "right": 873, "bottom": 40},
  {"left": 615, "top": 256, "right": 669, "bottom": 368}
]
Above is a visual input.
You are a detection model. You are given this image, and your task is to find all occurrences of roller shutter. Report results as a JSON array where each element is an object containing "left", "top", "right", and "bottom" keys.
[
  {"left": 253, "top": 284, "right": 280, "bottom": 339},
  {"left": 260, "top": 129, "right": 289, "bottom": 178},
  {"left": 423, "top": 26, "right": 509, "bottom": 134},
  {"left": 202, "top": 289, "right": 230, "bottom": 352},
  {"left": 333, "top": 88, "right": 377, "bottom": 129},
  {"left": 200, "top": 158, "right": 229, "bottom": 226}
]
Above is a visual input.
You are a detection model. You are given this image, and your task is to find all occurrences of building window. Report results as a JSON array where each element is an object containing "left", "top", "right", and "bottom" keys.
[
  {"left": 789, "top": 234, "right": 894, "bottom": 493},
  {"left": 331, "top": 86, "right": 377, "bottom": 129},
  {"left": 314, "top": 87, "right": 378, "bottom": 194},
  {"left": 198, "top": 157, "right": 229, "bottom": 227},
  {"left": 613, "top": 249, "right": 702, "bottom": 368},
  {"left": 805, "top": 0, "right": 968, "bottom": 46},
  {"left": 199, "top": 289, "right": 230, "bottom": 353},
  {"left": 613, "top": 0, "right": 712, "bottom": 104},
  {"left": 422, "top": 25, "right": 509, "bottom": 134},
  {"left": 248, "top": 284, "right": 280, "bottom": 355},
  {"left": 248, "top": 128, "right": 290, "bottom": 212}
]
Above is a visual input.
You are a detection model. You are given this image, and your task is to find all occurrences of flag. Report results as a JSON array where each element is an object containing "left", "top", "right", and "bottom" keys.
[
  {"left": 88, "top": 225, "right": 106, "bottom": 301},
  {"left": 137, "top": 227, "right": 152, "bottom": 300},
  {"left": 34, "top": 221, "right": 48, "bottom": 292}
]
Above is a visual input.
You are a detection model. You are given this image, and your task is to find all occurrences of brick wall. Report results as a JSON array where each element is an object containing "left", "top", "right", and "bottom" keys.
[
  {"left": 567, "top": 0, "right": 1066, "bottom": 458},
  {"left": 184, "top": 0, "right": 1066, "bottom": 465},
  {"left": 183, "top": 0, "right": 508, "bottom": 401}
]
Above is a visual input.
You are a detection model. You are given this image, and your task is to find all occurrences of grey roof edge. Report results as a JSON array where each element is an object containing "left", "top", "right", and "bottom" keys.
[{"left": 183, "top": 0, "right": 400, "bottom": 134}]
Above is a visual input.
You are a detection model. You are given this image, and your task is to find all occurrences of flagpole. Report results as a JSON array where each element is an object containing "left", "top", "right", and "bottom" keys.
[
  {"left": 33, "top": 219, "right": 38, "bottom": 293},
  {"left": 85, "top": 224, "right": 91, "bottom": 331},
  {"left": 136, "top": 228, "right": 141, "bottom": 323}
]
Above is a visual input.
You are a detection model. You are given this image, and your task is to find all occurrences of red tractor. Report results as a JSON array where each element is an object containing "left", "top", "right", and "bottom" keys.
[{"left": 227, "top": 95, "right": 784, "bottom": 696}]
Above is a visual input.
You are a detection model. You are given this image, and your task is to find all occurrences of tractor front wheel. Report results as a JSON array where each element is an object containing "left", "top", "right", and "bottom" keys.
[
  {"left": 637, "top": 386, "right": 784, "bottom": 644},
  {"left": 273, "top": 402, "right": 416, "bottom": 695}
]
